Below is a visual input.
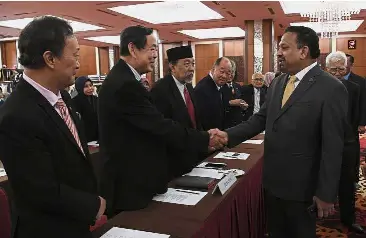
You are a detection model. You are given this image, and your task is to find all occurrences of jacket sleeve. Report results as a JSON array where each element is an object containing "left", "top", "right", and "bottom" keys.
[
  {"left": 116, "top": 81, "right": 209, "bottom": 153},
  {"left": 315, "top": 83, "right": 348, "bottom": 203}
]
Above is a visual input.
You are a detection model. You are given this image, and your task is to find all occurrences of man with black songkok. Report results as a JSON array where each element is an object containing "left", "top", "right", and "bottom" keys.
[{"left": 151, "top": 45, "right": 206, "bottom": 179}]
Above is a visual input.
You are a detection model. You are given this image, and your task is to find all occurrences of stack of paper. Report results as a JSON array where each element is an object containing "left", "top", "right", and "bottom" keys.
[
  {"left": 184, "top": 168, "right": 224, "bottom": 179},
  {"left": 101, "top": 227, "right": 170, "bottom": 238},
  {"left": 0, "top": 168, "right": 6, "bottom": 177},
  {"left": 242, "top": 139, "right": 263, "bottom": 144},
  {"left": 214, "top": 152, "right": 250, "bottom": 160},
  {"left": 153, "top": 188, "right": 207, "bottom": 205}
]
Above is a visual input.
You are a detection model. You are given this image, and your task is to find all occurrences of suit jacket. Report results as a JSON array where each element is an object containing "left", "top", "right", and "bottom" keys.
[
  {"left": 98, "top": 59, "right": 209, "bottom": 214},
  {"left": 241, "top": 84, "right": 267, "bottom": 121},
  {"left": 221, "top": 82, "right": 245, "bottom": 129},
  {"left": 226, "top": 65, "right": 348, "bottom": 203},
  {"left": 193, "top": 74, "right": 227, "bottom": 130},
  {"left": 0, "top": 79, "right": 100, "bottom": 238},
  {"left": 348, "top": 72, "right": 366, "bottom": 125},
  {"left": 150, "top": 75, "right": 206, "bottom": 179},
  {"left": 72, "top": 94, "right": 99, "bottom": 142},
  {"left": 341, "top": 79, "right": 360, "bottom": 180}
]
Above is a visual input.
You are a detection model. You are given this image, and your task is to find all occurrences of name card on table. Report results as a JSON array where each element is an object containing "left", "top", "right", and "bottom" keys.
[
  {"left": 212, "top": 172, "right": 237, "bottom": 195},
  {"left": 101, "top": 227, "right": 170, "bottom": 238}
]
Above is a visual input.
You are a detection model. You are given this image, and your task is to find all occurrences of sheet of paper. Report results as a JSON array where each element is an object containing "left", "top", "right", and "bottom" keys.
[
  {"left": 214, "top": 152, "right": 250, "bottom": 160},
  {"left": 184, "top": 168, "right": 224, "bottom": 179},
  {"left": 87, "top": 141, "right": 99, "bottom": 146},
  {"left": 260, "top": 131, "right": 265, "bottom": 134},
  {"left": 0, "top": 168, "right": 6, "bottom": 177},
  {"left": 153, "top": 188, "right": 207, "bottom": 205},
  {"left": 101, "top": 227, "right": 170, "bottom": 238},
  {"left": 242, "top": 139, "right": 263, "bottom": 144}
]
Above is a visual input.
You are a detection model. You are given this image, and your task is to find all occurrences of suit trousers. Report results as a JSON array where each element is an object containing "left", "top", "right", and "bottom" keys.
[
  {"left": 339, "top": 141, "right": 359, "bottom": 225},
  {"left": 265, "top": 190, "right": 316, "bottom": 238}
]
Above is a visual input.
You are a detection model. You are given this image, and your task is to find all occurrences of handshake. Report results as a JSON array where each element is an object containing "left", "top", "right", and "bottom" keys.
[{"left": 207, "top": 128, "right": 228, "bottom": 151}]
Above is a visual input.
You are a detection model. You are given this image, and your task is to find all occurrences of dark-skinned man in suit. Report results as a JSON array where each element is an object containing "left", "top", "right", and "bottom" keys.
[
  {"left": 211, "top": 26, "right": 348, "bottom": 238},
  {"left": 326, "top": 51, "right": 364, "bottom": 234},
  {"left": 150, "top": 45, "right": 206, "bottom": 179},
  {"left": 0, "top": 16, "right": 106, "bottom": 238},
  {"left": 98, "top": 26, "right": 227, "bottom": 216}
]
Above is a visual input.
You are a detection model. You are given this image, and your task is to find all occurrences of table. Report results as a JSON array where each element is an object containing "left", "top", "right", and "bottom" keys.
[{"left": 92, "top": 134, "right": 266, "bottom": 238}]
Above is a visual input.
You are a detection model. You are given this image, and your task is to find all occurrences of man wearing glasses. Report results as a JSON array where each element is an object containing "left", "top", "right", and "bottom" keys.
[
  {"left": 241, "top": 72, "right": 268, "bottom": 121},
  {"left": 326, "top": 51, "right": 364, "bottom": 234}
]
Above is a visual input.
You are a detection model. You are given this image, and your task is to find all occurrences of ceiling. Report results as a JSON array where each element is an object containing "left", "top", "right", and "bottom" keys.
[{"left": 0, "top": 1, "right": 366, "bottom": 47}]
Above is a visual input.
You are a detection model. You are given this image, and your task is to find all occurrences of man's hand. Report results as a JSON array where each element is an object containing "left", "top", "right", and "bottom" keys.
[
  {"left": 208, "top": 128, "right": 228, "bottom": 151},
  {"left": 358, "top": 125, "right": 366, "bottom": 134},
  {"left": 229, "top": 99, "right": 248, "bottom": 109},
  {"left": 313, "top": 196, "right": 335, "bottom": 218},
  {"left": 96, "top": 196, "right": 106, "bottom": 220}
]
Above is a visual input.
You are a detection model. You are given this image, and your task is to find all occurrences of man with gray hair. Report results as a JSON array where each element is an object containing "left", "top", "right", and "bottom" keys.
[{"left": 326, "top": 51, "right": 364, "bottom": 234}]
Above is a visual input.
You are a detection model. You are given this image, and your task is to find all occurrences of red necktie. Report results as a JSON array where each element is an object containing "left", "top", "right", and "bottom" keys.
[
  {"left": 184, "top": 86, "right": 196, "bottom": 129},
  {"left": 55, "top": 99, "right": 85, "bottom": 155}
]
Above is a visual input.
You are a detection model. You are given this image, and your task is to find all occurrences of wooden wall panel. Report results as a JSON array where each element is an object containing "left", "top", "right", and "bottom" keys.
[
  {"left": 262, "top": 19, "right": 273, "bottom": 74},
  {"left": 336, "top": 38, "right": 366, "bottom": 77},
  {"left": 194, "top": 43, "right": 219, "bottom": 84},
  {"left": 245, "top": 20, "right": 254, "bottom": 85},
  {"left": 77, "top": 45, "right": 97, "bottom": 77},
  {"left": 319, "top": 38, "right": 331, "bottom": 54},
  {"left": 98, "top": 47, "right": 109, "bottom": 76},
  {"left": 0, "top": 41, "right": 17, "bottom": 68},
  {"left": 223, "top": 39, "right": 245, "bottom": 83}
]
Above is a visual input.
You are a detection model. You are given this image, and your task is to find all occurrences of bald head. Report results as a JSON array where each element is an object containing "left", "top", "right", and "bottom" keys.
[{"left": 212, "top": 57, "right": 232, "bottom": 86}]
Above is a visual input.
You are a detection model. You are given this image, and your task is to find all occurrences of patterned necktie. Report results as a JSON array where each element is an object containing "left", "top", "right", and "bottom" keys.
[
  {"left": 55, "top": 99, "right": 85, "bottom": 155},
  {"left": 281, "top": 75, "right": 297, "bottom": 107},
  {"left": 183, "top": 86, "right": 197, "bottom": 129}
]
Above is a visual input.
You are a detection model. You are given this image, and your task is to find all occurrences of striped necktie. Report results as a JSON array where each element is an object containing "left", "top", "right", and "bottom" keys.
[{"left": 55, "top": 99, "right": 85, "bottom": 155}]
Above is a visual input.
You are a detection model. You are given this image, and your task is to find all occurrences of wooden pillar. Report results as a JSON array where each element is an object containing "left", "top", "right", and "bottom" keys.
[
  {"left": 244, "top": 20, "right": 254, "bottom": 85},
  {"left": 262, "top": 19, "right": 274, "bottom": 73}
]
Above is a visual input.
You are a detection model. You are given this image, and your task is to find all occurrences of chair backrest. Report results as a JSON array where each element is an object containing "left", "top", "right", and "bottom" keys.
[{"left": 0, "top": 187, "right": 11, "bottom": 238}]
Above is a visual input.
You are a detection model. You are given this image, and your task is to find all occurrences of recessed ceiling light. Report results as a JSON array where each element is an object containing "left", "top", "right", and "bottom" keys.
[
  {"left": 179, "top": 27, "right": 245, "bottom": 40},
  {"left": 109, "top": 1, "right": 223, "bottom": 24},
  {"left": 0, "top": 16, "right": 104, "bottom": 32},
  {"left": 290, "top": 20, "right": 364, "bottom": 33},
  {"left": 85, "top": 36, "right": 119, "bottom": 45},
  {"left": 280, "top": 1, "right": 366, "bottom": 14}
]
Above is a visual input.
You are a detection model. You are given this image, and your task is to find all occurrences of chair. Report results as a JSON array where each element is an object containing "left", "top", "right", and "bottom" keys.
[{"left": 0, "top": 187, "right": 11, "bottom": 238}]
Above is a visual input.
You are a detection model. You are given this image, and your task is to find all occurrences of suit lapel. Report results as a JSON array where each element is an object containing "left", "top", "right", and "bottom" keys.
[
  {"left": 275, "top": 66, "right": 321, "bottom": 120},
  {"left": 20, "top": 80, "right": 86, "bottom": 158}
]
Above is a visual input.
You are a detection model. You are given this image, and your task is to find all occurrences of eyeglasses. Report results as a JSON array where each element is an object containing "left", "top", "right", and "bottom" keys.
[
  {"left": 253, "top": 78, "right": 264, "bottom": 82},
  {"left": 328, "top": 67, "right": 346, "bottom": 74}
]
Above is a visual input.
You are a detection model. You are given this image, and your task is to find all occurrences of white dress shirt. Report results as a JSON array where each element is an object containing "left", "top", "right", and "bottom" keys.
[
  {"left": 126, "top": 62, "right": 141, "bottom": 81},
  {"left": 23, "top": 73, "right": 63, "bottom": 117},
  {"left": 172, "top": 75, "right": 186, "bottom": 104},
  {"left": 293, "top": 61, "right": 318, "bottom": 88}
]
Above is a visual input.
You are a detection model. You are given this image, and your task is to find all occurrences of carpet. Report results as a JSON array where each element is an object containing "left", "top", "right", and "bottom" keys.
[{"left": 316, "top": 138, "right": 366, "bottom": 237}]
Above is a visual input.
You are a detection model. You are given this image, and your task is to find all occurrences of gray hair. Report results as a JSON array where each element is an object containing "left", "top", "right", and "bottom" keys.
[{"left": 326, "top": 51, "right": 347, "bottom": 67}]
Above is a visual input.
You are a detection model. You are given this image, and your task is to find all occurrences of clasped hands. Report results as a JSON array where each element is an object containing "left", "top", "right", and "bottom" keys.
[{"left": 208, "top": 128, "right": 228, "bottom": 151}]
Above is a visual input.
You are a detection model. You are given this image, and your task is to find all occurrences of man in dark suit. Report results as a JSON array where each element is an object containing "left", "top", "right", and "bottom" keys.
[
  {"left": 326, "top": 51, "right": 364, "bottom": 233},
  {"left": 98, "top": 26, "right": 226, "bottom": 216},
  {"left": 222, "top": 60, "right": 248, "bottom": 129},
  {"left": 345, "top": 54, "right": 366, "bottom": 182},
  {"left": 193, "top": 57, "right": 233, "bottom": 130},
  {"left": 241, "top": 72, "right": 267, "bottom": 121},
  {"left": 212, "top": 26, "right": 348, "bottom": 237},
  {"left": 150, "top": 45, "right": 206, "bottom": 178},
  {"left": 0, "top": 16, "right": 105, "bottom": 238}
]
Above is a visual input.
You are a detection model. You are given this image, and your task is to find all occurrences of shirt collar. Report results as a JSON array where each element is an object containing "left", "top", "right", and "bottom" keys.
[
  {"left": 344, "top": 72, "right": 351, "bottom": 80},
  {"left": 172, "top": 75, "right": 185, "bottom": 90},
  {"left": 22, "top": 73, "right": 61, "bottom": 107},
  {"left": 294, "top": 61, "right": 318, "bottom": 82},
  {"left": 125, "top": 62, "right": 141, "bottom": 81}
]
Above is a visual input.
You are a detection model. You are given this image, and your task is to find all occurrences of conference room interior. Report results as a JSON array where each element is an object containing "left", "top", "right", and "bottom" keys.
[{"left": 1, "top": 1, "right": 366, "bottom": 238}]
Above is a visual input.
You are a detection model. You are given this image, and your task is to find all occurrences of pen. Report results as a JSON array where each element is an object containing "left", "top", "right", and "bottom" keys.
[{"left": 175, "top": 189, "right": 200, "bottom": 195}]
